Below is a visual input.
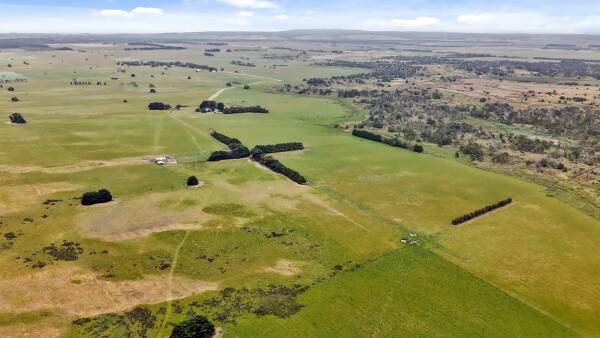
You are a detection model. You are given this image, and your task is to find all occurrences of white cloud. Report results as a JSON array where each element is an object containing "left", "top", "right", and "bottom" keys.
[
  {"left": 389, "top": 16, "right": 440, "bottom": 29},
  {"left": 219, "top": 0, "right": 278, "bottom": 9},
  {"left": 97, "top": 7, "right": 164, "bottom": 18},
  {"left": 274, "top": 14, "right": 288, "bottom": 20},
  {"left": 457, "top": 13, "right": 495, "bottom": 25},
  {"left": 98, "top": 9, "right": 130, "bottom": 17},
  {"left": 236, "top": 10, "right": 255, "bottom": 17},
  {"left": 131, "top": 7, "right": 164, "bottom": 15}
]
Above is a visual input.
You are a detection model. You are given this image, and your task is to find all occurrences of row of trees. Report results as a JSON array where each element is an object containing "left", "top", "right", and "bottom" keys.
[
  {"left": 251, "top": 142, "right": 304, "bottom": 156},
  {"left": 231, "top": 60, "right": 256, "bottom": 67},
  {"left": 70, "top": 81, "right": 107, "bottom": 86},
  {"left": 251, "top": 152, "right": 307, "bottom": 185},
  {"left": 207, "top": 145, "right": 250, "bottom": 161},
  {"left": 222, "top": 105, "right": 269, "bottom": 114},
  {"left": 208, "top": 132, "right": 307, "bottom": 183},
  {"left": 451, "top": 198, "right": 512, "bottom": 225},
  {"left": 208, "top": 131, "right": 250, "bottom": 161},
  {"left": 81, "top": 189, "right": 113, "bottom": 206},
  {"left": 9, "top": 113, "right": 26, "bottom": 124},
  {"left": 210, "top": 131, "right": 241, "bottom": 149},
  {"left": 352, "top": 129, "right": 424, "bottom": 153},
  {"left": 117, "top": 60, "right": 218, "bottom": 72}
]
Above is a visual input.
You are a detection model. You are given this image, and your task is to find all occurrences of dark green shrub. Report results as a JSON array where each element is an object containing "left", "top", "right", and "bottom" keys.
[
  {"left": 187, "top": 176, "right": 199, "bottom": 187},
  {"left": 170, "top": 315, "right": 215, "bottom": 338},
  {"left": 81, "top": 189, "right": 113, "bottom": 206}
]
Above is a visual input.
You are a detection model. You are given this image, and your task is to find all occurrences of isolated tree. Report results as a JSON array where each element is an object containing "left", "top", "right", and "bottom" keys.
[
  {"left": 243, "top": 84, "right": 250, "bottom": 90},
  {"left": 413, "top": 144, "right": 424, "bottom": 153},
  {"left": 148, "top": 102, "right": 171, "bottom": 110},
  {"left": 9, "top": 113, "right": 26, "bottom": 124},
  {"left": 10, "top": 96, "right": 19, "bottom": 102},
  {"left": 7, "top": 86, "right": 14, "bottom": 91},
  {"left": 81, "top": 189, "right": 113, "bottom": 206},
  {"left": 170, "top": 315, "right": 215, "bottom": 338},
  {"left": 187, "top": 176, "right": 199, "bottom": 187}
]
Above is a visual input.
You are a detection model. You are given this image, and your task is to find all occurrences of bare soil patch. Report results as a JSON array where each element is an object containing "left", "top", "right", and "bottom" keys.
[
  {"left": 0, "top": 266, "right": 218, "bottom": 318},
  {"left": 0, "top": 156, "right": 149, "bottom": 174},
  {"left": 264, "top": 259, "right": 303, "bottom": 276}
]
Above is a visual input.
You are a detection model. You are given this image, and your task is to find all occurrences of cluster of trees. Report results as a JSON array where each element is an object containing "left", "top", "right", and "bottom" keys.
[
  {"left": 9, "top": 113, "right": 26, "bottom": 124},
  {"left": 251, "top": 142, "right": 304, "bottom": 156},
  {"left": 459, "top": 141, "right": 485, "bottom": 161},
  {"left": 207, "top": 131, "right": 250, "bottom": 161},
  {"left": 170, "top": 315, "right": 215, "bottom": 338},
  {"left": 451, "top": 198, "right": 512, "bottom": 225},
  {"left": 315, "top": 60, "right": 422, "bottom": 81},
  {"left": 117, "top": 60, "right": 218, "bottom": 72},
  {"left": 251, "top": 151, "right": 307, "bottom": 185},
  {"left": 196, "top": 100, "right": 225, "bottom": 112},
  {"left": 148, "top": 102, "right": 172, "bottom": 110},
  {"left": 402, "top": 56, "right": 600, "bottom": 79},
  {"left": 352, "top": 129, "right": 424, "bottom": 153},
  {"left": 222, "top": 105, "right": 268, "bottom": 114},
  {"left": 81, "top": 189, "right": 113, "bottom": 206}
]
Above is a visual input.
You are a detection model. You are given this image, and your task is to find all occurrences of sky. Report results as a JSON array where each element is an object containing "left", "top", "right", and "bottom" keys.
[{"left": 0, "top": 0, "right": 600, "bottom": 34}]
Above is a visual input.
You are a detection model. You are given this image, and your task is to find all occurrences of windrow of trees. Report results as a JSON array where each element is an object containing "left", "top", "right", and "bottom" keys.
[
  {"left": 207, "top": 146, "right": 250, "bottom": 161},
  {"left": 148, "top": 102, "right": 172, "bottom": 110},
  {"left": 251, "top": 151, "right": 307, "bottom": 185},
  {"left": 195, "top": 101, "right": 268, "bottom": 114},
  {"left": 70, "top": 80, "right": 107, "bottom": 86},
  {"left": 222, "top": 105, "right": 269, "bottom": 114},
  {"left": 207, "top": 132, "right": 307, "bottom": 184},
  {"left": 251, "top": 142, "right": 304, "bottom": 156},
  {"left": 231, "top": 60, "right": 256, "bottom": 67},
  {"left": 9, "top": 112, "right": 26, "bottom": 124},
  {"left": 352, "top": 129, "right": 424, "bottom": 153},
  {"left": 117, "top": 60, "right": 218, "bottom": 72},
  {"left": 210, "top": 131, "right": 242, "bottom": 149},
  {"left": 81, "top": 189, "right": 113, "bottom": 206},
  {"left": 207, "top": 131, "right": 250, "bottom": 161},
  {"left": 451, "top": 198, "right": 512, "bottom": 225}
]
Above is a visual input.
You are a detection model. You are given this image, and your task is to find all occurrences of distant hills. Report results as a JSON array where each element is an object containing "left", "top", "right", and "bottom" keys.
[{"left": 2, "top": 30, "right": 600, "bottom": 49}]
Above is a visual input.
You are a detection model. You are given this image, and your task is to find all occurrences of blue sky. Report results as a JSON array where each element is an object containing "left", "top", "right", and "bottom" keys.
[{"left": 0, "top": 0, "right": 599, "bottom": 33}]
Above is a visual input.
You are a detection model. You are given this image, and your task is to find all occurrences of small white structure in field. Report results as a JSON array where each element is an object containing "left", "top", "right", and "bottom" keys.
[{"left": 153, "top": 156, "right": 176, "bottom": 165}]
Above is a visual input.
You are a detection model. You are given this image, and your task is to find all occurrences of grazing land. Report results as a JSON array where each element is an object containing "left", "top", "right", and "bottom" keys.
[{"left": 1, "top": 31, "right": 600, "bottom": 337}]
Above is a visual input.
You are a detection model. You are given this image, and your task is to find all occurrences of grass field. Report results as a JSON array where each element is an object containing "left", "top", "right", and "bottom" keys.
[{"left": 1, "top": 44, "right": 599, "bottom": 337}]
